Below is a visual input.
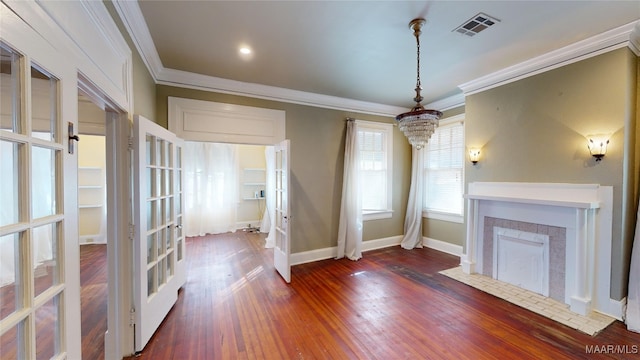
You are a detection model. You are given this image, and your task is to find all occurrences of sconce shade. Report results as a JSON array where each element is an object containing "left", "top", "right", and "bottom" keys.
[
  {"left": 588, "top": 138, "right": 609, "bottom": 162},
  {"left": 469, "top": 148, "right": 481, "bottom": 165}
]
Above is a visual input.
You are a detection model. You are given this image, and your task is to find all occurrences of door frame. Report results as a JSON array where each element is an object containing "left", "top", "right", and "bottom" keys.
[
  {"left": 78, "top": 76, "right": 135, "bottom": 358},
  {"left": 5, "top": 1, "right": 135, "bottom": 358}
]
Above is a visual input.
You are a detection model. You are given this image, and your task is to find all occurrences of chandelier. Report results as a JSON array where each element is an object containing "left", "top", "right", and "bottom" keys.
[{"left": 396, "top": 18, "right": 442, "bottom": 150}]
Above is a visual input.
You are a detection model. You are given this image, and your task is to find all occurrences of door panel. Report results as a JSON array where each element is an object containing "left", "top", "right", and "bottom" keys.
[
  {"left": 133, "top": 115, "right": 185, "bottom": 352},
  {"left": 0, "top": 4, "right": 80, "bottom": 358},
  {"left": 274, "top": 139, "right": 291, "bottom": 283}
]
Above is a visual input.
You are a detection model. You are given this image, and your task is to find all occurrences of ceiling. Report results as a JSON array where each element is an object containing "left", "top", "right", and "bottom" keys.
[{"left": 119, "top": 1, "right": 639, "bottom": 113}]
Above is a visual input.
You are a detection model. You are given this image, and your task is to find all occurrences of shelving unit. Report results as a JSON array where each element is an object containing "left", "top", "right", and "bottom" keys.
[
  {"left": 78, "top": 166, "right": 106, "bottom": 244},
  {"left": 242, "top": 168, "right": 266, "bottom": 200},
  {"left": 240, "top": 168, "right": 265, "bottom": 232}
]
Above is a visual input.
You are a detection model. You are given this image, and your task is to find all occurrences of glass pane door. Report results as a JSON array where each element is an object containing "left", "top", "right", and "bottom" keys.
[
  {"left": 133, "top": 115, "right": 185, "bottom": 352},
  {"left": 0, "top": 27, "right": 79, "bottom": 359}
]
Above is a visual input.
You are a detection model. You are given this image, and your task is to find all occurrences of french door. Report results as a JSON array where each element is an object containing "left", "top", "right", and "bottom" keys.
[
  {"left": 0, "top": 4, "right": 81, "bottom": 359},
  {"left": 133, "top": 115, "right": 186, "bottom": 352},
  {"left": 274, "top": 139, "right": 291, "bottom": 283}
]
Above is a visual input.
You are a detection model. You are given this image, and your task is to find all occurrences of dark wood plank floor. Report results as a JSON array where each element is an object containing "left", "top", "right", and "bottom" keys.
[
  {"left": 81, "top": 244, "right": 108, "bottom": 360},
  {"left": 117, "top": 232, "right": 640, "bottom": 360}
]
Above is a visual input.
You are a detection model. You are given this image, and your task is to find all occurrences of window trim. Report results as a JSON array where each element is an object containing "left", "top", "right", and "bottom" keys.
[
  {"left": 355, "top": 120, "right": 393, "bottom": 221},
  {"left": 422, "top": 114, "right": 465, "bottom": 223}
]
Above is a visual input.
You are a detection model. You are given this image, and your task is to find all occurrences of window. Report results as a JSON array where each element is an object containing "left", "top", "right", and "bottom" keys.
[
  {"left": 423, "top": 116, "right": 464, "bottom": 223},
  {"left": 356, "top": 120, "right": 393, "bottom": 220}
]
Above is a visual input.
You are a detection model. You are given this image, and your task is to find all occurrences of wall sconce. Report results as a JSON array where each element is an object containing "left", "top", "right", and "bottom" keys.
[
  {"left": 587, "top": 137, "right": 609, "bottom": 162},
  {"left": 469, "top": 148, "right": 481, "bottom": 165}
]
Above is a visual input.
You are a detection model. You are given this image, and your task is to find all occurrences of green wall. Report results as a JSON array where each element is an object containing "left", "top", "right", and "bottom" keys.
[
  {"left": 156, "top": 86, "right": 411, "bottom": 253},
  {"left": 464, "top": 47, "right": 638, "bottom": 300},
  {"left": 104, "top": 1, "right": 156, "bottom": 119},
  {"left": 117, "top": 0, "right": 637, "bottom": 297}
]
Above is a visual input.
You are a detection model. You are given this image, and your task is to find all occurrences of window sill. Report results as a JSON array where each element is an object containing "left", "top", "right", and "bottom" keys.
[
  {"left": 422, "top": 210, "right": 464, "bottom": 224},
  {"left": 363, "top": 210, "right": 393, "bottom": 221}
]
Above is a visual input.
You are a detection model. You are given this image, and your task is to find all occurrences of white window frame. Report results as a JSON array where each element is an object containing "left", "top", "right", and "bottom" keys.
[
  {"left": 355, "top": 120, "right": 393, "bottom": 221},
  {"left": 422, "top": 114, "right": 465, "bottom": 224}
]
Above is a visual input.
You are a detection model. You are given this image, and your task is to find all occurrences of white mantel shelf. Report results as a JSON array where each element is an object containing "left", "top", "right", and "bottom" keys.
[{"left": 463, "top": 194, "right": 600, "bottom": 209}]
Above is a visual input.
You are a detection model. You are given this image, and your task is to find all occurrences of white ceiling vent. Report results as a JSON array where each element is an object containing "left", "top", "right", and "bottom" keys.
[{"left": 453, "top": 13, "right": 500, "bottom": 37}]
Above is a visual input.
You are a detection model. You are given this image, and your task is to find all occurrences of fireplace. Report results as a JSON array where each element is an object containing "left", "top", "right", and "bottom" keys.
[
  {"left": 493, "top": 227, "right": 550, "bottom": 297},
  {"left": 462, "top": 182, "right": 618, "bottom": 318}
]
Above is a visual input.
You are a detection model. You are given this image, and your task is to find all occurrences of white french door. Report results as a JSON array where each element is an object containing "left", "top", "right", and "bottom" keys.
[
  {"left": 274, "top": 139, "right": 291, "bottom": 283},
  {"left": 133, "top": 115, "right": 186, "bottom": 352},
  {"left": 0, "top": 4, "right": 81, "bottom": 359}
]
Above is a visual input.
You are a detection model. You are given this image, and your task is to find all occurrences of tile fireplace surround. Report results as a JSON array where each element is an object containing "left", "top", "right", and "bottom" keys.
[{"left": 461, "top": 182, "right": 621, "bottom": 319}]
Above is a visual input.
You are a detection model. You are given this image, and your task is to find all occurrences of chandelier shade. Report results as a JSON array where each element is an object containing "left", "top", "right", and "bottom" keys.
[{"left": 396, "top": 18, "right": 442, "bottom": 150}]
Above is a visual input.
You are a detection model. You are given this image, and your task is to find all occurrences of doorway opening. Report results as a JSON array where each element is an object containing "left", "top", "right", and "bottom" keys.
[
  {"left": 183, "top": 142, "right": 274, "bottom": 242},
  {"left": 77, "top": 92, "right": 108, "bottom": 359},
  {"left": 77, "top": 78, "right": 132, "bottom": 358}
]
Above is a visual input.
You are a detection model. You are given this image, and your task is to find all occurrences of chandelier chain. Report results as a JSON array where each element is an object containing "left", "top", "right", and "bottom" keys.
[
  {"left": 415, "top": 29, "right": 421, "bottom": 91},
  {"left": 396, "top": 18, "right": 442, "bottom": 150}
]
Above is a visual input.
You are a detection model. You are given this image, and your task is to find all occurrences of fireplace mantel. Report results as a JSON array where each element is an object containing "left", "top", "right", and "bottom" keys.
[
  {"left": 462, "top": 182, "right": 618, "bottom": 318},
  {"left": 465, "top": 194, "right": 600, "bottom": 209}
]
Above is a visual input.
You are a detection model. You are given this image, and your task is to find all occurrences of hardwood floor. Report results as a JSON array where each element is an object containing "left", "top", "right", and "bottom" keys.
[
  {"left": 81, "top": 244, "right": 108, "bottom": 360},
  {"left": 118, "top": 232, "right": 640, "bottom": 360}
]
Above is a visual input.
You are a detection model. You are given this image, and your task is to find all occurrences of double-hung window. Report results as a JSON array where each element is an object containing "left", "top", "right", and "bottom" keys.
[
  {"left": 356, "top": 120, "right": 393, "bottom": 220},
  {"left": 423, "top": 115, "right": 465, "bottom": 223}
]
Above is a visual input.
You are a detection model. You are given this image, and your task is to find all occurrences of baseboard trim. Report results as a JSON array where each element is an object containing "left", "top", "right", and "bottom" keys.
[
  {"left": 422, "top": 237, "right": 463, "bottom": 257},
  {"left": 290, "top": 235, "right": 403, "bottom": 266},
  {"left": 596, "top": 297, "right": 627, "bottom": 321},
  {"left": 236, "top": 220, "right": 261, "bottom": 230}
]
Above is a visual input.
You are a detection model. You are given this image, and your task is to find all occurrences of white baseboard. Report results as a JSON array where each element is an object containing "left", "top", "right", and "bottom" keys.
[
  {"left": 422, "top": 237, "right": 463, "bottom": 257},
  {"left": 236, "top": 220, "right": 261, "bottom": 230},
  {"left": 79, "top": 235, "right": 106, "bottom": 245},
  {"left": 290, "top": 247, "right": 336, "bottom": 266},
  {"left": 595, "top": 297, "right": 627, "bottom": 321},
  {"left": 290, "top": 235, "right": 403, "bottom": 266},
  {"left": 289, "top": 235, "right": 464, "bottom": 266},
  {"left": 362, "top": 235, "right": 403, "bottom": 252}
]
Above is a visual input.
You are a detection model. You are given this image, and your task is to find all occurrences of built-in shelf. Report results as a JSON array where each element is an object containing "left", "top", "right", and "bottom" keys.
[
  {"left": 242, "top": 168, "right": 266, "bottom": 201},
  {"left": 78, "top": 165, "right": 106, "bottom": 244}
]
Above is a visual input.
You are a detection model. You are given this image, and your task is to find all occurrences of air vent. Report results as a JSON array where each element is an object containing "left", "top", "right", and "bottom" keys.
[{"left": 453, "top": 13, "right": 500, "bottom": 37}]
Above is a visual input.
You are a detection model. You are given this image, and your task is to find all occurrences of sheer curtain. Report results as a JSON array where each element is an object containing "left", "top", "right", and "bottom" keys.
[
  {"left": 336, "top": 119, "right": 362, "bottom": 260},
  {"left": 184, "top": 142, "right": 239, "bottom": 236},
  {"left": 401, "top": 147, "right": 424, "bottom": 249},
  {"left": 261, "top": 146, "right": 276, "bottom": 248},
  {"left": 627, "top": 199, "right": 640, "bottom": 333},
  {"left": 1, "top": 141, "right": 53, "bottom": 286}
]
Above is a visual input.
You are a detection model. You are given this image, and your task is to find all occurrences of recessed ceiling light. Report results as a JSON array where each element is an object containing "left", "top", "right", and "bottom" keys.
[{"left": 239, "top": 46, "right": 252, "bottom": 55}]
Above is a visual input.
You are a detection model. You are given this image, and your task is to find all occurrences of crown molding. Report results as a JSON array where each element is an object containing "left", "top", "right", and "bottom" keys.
[
  {"left": 459, "top": 20, "right": 639, "bottom": 96},
  {"left": 113, "top": 0, "right": 634, "bottom": 115},
  {"left": 112, "top": 0, "right": 164, "bottom": 80},
  {"left": 157, "top": 67, "right": 413, "bottom": 117},
  {"left": 630, "top": 21, "right": 640, "bottom": 56},
  {"left": 111, "top": 0, "right": 463, "bottom": 116},
  {"left": 425, "top": 93, "right": 465, "bottom": 112}
]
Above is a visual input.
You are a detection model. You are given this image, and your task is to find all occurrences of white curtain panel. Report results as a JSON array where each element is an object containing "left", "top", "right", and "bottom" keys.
[
  {"left": 261, "top": 146, "right": 276, "bottom": 248},
  {"left": 0, "top": 143, "right": 53, "bottom": 286},
  {"left": 401, "top": 147, "right": 424, "bottom": 249},
  {"left": 183, "top": 142, "right": 239, "bottom": 236},
  {"left": 336, "top": 120, "right": 363, "bottom": 261},
  {"left": 627, "top": 200, "right": 640, "bottom": 333}
]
